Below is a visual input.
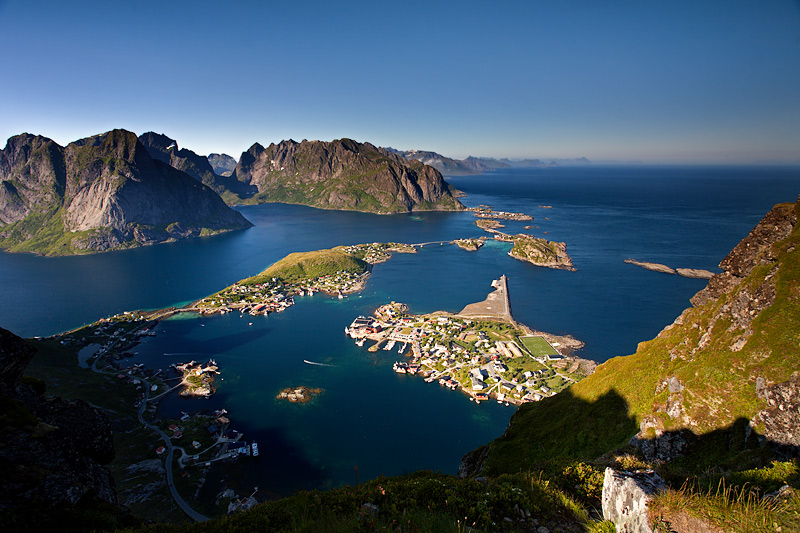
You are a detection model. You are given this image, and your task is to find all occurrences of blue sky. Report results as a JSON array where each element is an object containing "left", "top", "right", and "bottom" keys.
[{"left": 1, "top": 0, "right": 799, "bottom": 163}]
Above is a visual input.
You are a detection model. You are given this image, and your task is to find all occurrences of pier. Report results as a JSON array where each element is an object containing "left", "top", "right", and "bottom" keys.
[{"left": 456, "top": 275, "right": 513, "bottom": 323}]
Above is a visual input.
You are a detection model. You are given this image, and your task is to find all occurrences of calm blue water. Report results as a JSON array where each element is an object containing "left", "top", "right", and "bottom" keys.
[{"left": 1, "top": 165, "right": 798, "bottom": 496}]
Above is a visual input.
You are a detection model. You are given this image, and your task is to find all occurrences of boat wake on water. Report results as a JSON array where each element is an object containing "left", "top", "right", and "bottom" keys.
[{"left": 303, "top": 360, "right": 334, "bottom": 367}]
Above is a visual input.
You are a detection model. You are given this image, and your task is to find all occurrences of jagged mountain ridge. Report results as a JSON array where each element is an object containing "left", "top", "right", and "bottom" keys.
[
  {"left": 0, "top": 130, "right": 252, "bottom": 255},
  {"left": 465, "top": 197, "right": 800, "bottom": 476},
  {"left": 138, "top": 133, "right": 251, "bottom": 200},
  {"left": 231, "top": 138, "right": 464, "bottom": 213}
]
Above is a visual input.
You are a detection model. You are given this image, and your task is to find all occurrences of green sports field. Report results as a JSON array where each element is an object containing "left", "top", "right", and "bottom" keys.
[{"left": 518, "top": 335, "right": 559, "bottom": 357}]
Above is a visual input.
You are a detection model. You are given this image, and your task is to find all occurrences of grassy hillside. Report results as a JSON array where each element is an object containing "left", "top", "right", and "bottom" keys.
[
  {"left": 127, "top": 471, "right": 604, "bottom": 533},
  {"left": 244, "top": 247, "right": 370, "bottom": 285},
  {"left": 476, "top": 200, "right": 800, "bottom": 478}
]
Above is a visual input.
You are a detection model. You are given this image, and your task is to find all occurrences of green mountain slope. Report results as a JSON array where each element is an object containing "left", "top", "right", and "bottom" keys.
[{"left": 468, "top": 198, "right": 800, "bottom": 477}]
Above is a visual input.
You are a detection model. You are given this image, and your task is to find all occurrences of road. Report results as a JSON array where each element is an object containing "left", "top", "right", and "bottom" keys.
[
  {"left": 90, "top": 320, "right": 209, "bottom": 522},
  {"left": 136, "top": 381, "right": 209, "bottom": 522}
]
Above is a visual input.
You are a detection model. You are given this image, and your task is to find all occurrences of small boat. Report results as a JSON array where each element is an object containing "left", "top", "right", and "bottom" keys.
[
  {"left": 344, "top": 327, "right": 350, "bottom": 335},
  {"left": 251, "top": 442, "right": 259, "bottom": 457},
  {"left": 399, "top": 342, "right": 407, "bottom": 354},
  {"left": 356, "top": 338, "right": 365, "bottom": 347}
]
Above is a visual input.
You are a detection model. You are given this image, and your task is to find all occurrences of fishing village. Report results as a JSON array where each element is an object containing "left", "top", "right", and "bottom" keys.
[{"left": 346, "top": 276, "right": 594, "bottom": 406}]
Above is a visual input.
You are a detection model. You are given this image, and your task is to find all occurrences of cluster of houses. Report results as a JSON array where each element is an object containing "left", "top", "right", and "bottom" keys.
[
  {"left": 343, "top": 242, "right": 416, "bottom": 264},
  {"left": 311, "top": 271, "right": 366, "bottom": 296},
  {"left": 348, "top": 306, "right": 579, "bottom": 405},
  {"left": 343, "top": 242, "right": 394, "bottom": 264},
  {"left": 198, "top": 280, "right": 298, "bottom": 316},
  {"left": 472, "top": 206, "right": 534, "bottom": 221}
]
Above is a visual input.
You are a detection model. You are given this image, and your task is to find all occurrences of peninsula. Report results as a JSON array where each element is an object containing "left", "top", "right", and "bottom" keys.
[{"left": 196, "top": 242, "right": 417, "bottom": 316}]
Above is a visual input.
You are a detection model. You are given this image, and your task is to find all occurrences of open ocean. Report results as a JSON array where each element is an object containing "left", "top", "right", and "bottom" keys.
[{"left": 1, "top": 165, "right": 798, "bottom": 496}]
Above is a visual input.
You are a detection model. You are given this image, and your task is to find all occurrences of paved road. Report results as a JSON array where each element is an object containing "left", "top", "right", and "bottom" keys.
[
  {"left": 90, "top": 322, "right": 209, "bottom": 522},
  {"left": 136, "top": 382, "right": 209, "bottom": 522}
]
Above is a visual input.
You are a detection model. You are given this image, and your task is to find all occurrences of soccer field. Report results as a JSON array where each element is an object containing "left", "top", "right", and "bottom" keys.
[{"left": 518, "top": 335, "right": 559, "bottom": 357}]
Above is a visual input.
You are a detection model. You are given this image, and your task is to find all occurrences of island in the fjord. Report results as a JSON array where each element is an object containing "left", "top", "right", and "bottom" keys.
[
  {"left": 624, "top": 258, "right": 715, "bottom": 279},
  {"left": 195, "top": 242, "right": 417, "bottom": 315},
  {"left": 276, "top": 386, "right": 323, "bottom": 403},
  {"left": 0, "top": 130, "right": 252, "bottom": 255},
  {"left": 474, "top": 207, "right": 576, "bottom": 271}
]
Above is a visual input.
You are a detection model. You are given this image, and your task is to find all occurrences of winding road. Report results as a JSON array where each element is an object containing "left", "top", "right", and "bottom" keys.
[{"left": 90, "top": 319, "right": 209, "bottom": 522}]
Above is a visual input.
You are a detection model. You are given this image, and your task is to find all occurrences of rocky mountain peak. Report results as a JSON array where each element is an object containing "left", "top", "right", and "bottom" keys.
[
  {"left": 0, "top": 129, "right": 252, "bottom": 255},
  {"left": 231, "top": 137, "right": 463, "bottom": 213},
  {"left": 138, "top": 132, "right": 179, "bottom": 164}
]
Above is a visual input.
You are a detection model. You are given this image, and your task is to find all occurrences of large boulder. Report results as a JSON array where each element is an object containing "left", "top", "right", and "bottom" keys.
[{"left": 602, "top": 468, "right": 666, "bottom": 533}]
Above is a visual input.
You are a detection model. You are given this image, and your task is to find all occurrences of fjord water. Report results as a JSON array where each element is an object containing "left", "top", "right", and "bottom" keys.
[{"left": 1, "top": 165, "right": 798, "bottom": 495}]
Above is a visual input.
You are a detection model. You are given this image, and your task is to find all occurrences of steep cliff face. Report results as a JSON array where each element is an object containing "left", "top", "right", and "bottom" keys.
[
  {"left": 0, "top": 134, "right": 66, "bottom": 225},
  {"left": 0, "top": 130, "right": 252, "bottom": 255},
  {"left": 0, "top": 327, "right": 127, "bottom": 527},
  {"left": 232, "top": 138, "right": 464, "bottom": 213},
  {"left": 467, "top": 198, "right": 800, "bottom": 476}
]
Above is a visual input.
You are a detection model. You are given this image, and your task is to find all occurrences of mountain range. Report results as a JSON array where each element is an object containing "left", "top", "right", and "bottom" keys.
[
  {"left": 0, "top": 131, "right": 466, "bottom": 255},
  {"left": 0, "top": 130, "right": 252, "bottom": 255}
]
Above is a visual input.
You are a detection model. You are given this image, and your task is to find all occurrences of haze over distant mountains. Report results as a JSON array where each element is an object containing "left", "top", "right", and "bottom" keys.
[
  {"left": 207, "top": 153, "right": 237, "bottom": 176},
  {"left": 385, "top": 147, "right": 591, "bottom": 175}
]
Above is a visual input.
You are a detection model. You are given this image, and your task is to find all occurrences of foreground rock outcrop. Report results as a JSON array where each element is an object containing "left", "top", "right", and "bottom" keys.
[
  {"left": 0, "top": 327, "right": 128, "bottom": 526},
  {"left": 0, "top": 130, "right": 252, "bottom": 254},
  {"left": 602, "top": 468, "right": 666, "bottom": 533},
  {"left": 231, "top": 138, "right": 464, "bottom": 213}
]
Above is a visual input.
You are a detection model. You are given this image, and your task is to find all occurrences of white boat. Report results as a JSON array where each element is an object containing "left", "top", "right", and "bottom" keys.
[
  {"left": 344, "top": 327, "right": 350, "bottom": 335},
  {"left": 251, "top": 442, "right": 259, "bottom": 457},
  {"left": 356, "top": 338, "right": 365, "bottom": 347}
]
